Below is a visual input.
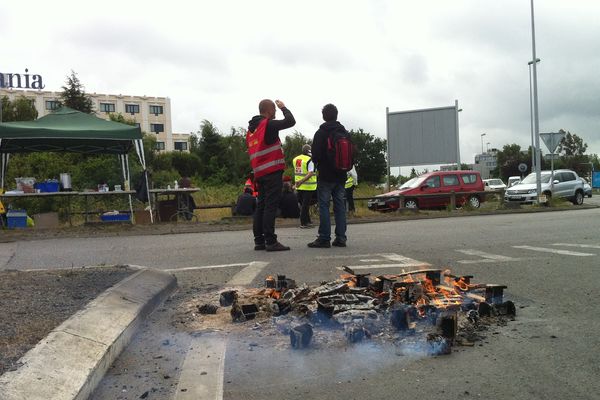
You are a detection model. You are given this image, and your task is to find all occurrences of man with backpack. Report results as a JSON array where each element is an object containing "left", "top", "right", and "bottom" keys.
[{"left": 308, "top": 103, "right": 352, "bottom": 248}]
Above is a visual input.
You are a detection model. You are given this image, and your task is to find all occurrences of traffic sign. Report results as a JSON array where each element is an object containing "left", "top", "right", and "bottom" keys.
[
  {"left": 518, "top": 163, "right": 528, "bottom": 173},
  {"left": 540, "top": 132, "right": 565, "bottom": 154}
]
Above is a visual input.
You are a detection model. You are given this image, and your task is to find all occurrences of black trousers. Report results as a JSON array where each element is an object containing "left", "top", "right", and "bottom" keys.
[
  {"left": 345, "top": 186, "right": 355, "bottom": 212},
  {"left": 297, "top": 190, "right": 314, "bottom": 226},
  {"left": 253, "top": 170, "right": 283, "bottom": 245}
]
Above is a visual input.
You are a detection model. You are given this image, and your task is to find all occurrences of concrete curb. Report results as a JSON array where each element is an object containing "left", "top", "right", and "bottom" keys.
[{"left": 0, "top": 267, "right": 177, "bottom": 400}]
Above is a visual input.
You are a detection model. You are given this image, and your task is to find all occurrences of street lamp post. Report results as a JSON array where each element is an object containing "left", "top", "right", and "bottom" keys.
[
  {"left": 480, "top": 133, "right": 486, "bottom": 154},
  {"left": 528, "top": 58, "right": 540, "bottom": 173},
  {"left": 530, "top": 0, "right": 542, "bottom": 202}
]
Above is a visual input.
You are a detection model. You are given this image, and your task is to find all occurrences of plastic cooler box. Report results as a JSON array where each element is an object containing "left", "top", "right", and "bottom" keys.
[
  {"left": 100, "top": 213, "right": 130, "bottom": 222},
  {"left": 6, "top": 210, "right": 28, "bottom": 229},
  {"left": 34, "top": 180, "right": 60, "bottom": 193}
]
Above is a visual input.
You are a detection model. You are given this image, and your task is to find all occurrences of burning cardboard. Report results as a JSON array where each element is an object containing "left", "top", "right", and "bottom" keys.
[{"left": 209, "top": 266, "right": 514, "bottom": 355}]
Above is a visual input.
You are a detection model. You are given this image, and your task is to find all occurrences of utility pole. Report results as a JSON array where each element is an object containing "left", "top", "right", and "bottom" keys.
[{"left": 530, "top": 0, "right": 542, "bottom": 202}]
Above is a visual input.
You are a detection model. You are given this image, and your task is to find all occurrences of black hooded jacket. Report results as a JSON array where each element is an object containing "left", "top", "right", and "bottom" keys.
[
  {"left": 311, "top": 121, "right": 348, "bottom": 184},
  {"left": 247, "top": 107, "right": 295, "bottom": 146}
]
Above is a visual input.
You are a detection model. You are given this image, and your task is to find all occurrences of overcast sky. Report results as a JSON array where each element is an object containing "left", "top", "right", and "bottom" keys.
[{"left": 2, "top": 0, "right": 599, "bottom": 171}]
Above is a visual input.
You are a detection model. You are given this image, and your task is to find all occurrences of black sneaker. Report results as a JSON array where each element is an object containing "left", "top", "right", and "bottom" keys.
[
  {"left": 332, "top": 238, "right": 347, "bottom": 247},
  {"left": 299, "top": 224, "right": 313, "bottom": 229},
  {"left": 266, "top": 242, "right": 290, "bottom": 252},
  {"left": 307, "top": 239, "right": 331, "bottom": 248},
  {"left": 254, "top": 244, "right": 266, "bottom": 251}
]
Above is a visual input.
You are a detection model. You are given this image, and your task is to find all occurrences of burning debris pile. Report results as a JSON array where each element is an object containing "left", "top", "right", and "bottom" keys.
[{"left": 196, "top": 267, "right": 515, "bottom": 356}]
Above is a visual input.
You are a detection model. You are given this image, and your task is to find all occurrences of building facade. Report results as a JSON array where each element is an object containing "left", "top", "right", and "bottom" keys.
[
  {"left": 473, "top": 149, "right": 498, "bottom": 179},
  {"left": 0, "top": 88, "right": 189, "bottom": 152}
]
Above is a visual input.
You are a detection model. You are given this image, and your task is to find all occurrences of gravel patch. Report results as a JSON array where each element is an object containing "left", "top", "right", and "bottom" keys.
[{"left": 0, "top": 265, "right": 134, "bottom": 376}]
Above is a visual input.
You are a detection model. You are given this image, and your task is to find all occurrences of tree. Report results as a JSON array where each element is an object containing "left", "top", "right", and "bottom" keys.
[
  {"left": 282, "top": 131, "right": 311, "bottom": 166},
  {"left": 557, "top": 130, "right": 587, "bottom": 156},
  {"left": 493, "top": 144, "right": 532, "bottom": 181},
  {"left": 190, "top": 120, "right": 230, "bottom": 183},
  {"left": 59, "top": 71, "right": 93, "bottom": 113},
  {"left": 1, "top": 95, "right": 38, "bottom": 122},
  {"left": 350, "top": 129, "right": 387, "bottom": 183}
]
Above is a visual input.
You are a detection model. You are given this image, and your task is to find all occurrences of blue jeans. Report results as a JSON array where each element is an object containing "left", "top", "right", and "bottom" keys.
[{"left": 317, "top": 180, "right": 347, "bottom": 242}]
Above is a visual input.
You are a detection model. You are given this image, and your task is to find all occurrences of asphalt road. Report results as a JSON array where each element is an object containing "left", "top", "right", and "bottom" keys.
[{"left": 3, "top": 206, "right": 600, "bottom": 399}]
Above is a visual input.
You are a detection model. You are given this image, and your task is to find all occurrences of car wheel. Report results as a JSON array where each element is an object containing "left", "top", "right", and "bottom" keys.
[
  {"left": 573, "top": 190, "right": 584, "bottom": 205},
  {"left": 404, "top": 199, "right": 418, "bottom": 209},
  {"left": 468, "top": 195, "right": 481, "bottom": 209}
]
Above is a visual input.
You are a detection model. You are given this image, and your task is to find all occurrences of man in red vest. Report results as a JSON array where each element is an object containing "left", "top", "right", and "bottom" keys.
[{"left": 247, "top": 99, "right": 295, "bottom": 251}]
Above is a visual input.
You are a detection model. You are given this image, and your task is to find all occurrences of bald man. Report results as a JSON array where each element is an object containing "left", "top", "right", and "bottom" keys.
[{"left": 247, "top": 99, "right": 295, "bottom": 251}]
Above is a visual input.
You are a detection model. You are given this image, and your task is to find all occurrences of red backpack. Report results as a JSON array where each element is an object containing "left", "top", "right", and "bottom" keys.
[{"left": 327, "top": 130, "right": 354, "bottom": 172}]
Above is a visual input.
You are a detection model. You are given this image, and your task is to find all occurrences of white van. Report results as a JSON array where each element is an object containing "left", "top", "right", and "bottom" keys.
[{"left": 507, "top": 176, "right": 521, "bottom": 187}]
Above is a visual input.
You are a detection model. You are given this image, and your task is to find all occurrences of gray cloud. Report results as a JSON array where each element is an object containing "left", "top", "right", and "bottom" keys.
[
  {"left": 63, "top": 20, "right": 229, "bottom": 73},
  {"left": 256, "top": 39, "right": 361, "bottom": 71}
]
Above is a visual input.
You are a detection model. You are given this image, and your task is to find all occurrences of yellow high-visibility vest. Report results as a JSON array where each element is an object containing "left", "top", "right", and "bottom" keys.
[{"left": 292, "top": 154, "right": 317, "bottom": 191}]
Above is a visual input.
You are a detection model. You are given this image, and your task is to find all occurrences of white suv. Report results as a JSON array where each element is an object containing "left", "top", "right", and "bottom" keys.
[{"left": 504, "top": 169, "right": 585, "bottom": 205}]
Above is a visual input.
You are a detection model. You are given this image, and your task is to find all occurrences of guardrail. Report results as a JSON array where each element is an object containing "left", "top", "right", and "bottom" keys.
[
  {"left": 354, "top": 190, "right": 491, "bottom": 211},
  {"left": 194, "top": 191, "right": 493, "bottom": 215}
]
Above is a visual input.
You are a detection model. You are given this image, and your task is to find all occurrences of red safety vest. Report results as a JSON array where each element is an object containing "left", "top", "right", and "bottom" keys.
[{"left": 246, "top": 118, "right": 285, "bottom": 179}]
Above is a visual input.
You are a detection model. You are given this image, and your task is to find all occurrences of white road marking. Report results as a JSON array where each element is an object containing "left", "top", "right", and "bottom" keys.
[
  {"left": 226, "top": 261, "right": 269, "bottom": 286},
  {"left": 513, "top": 245, "right": 595, "bottom": 257},
  {"left": 341, "top": 253, "right": 431, "bottom": 270},
  {"left": 315, "top": 253, "right": 393, "bottom": 260},
  {"left": 163, "top": 263, "right": 247, "bottom": 273},
  {"left": 338, "top": 262, "right": 429, "bottom": 270},
  {"left": 174, "top": 261, "right": 269, "bottom": 400},
  {"left": 456, "top": 249, "right": 520, "bottom": 264},
  {"left": 552, "top": 243, "right": 600, "bottom": 249},
  {"left": 174, "top": 335, "right": 226, "bottom": 400}
]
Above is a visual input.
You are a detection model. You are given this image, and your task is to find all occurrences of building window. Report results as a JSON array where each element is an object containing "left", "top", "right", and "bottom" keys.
[
  {"left": 125, "top": 104, "right": 140, "bottom": 114},
  {"left": 149, "top": 105, "right": 163, "bottom": 115},
  {"left": 150, "top": 123, "right": 164, "bottom": 133},
  {"left": 156, "top": 141, "right": 165, "bottom": 151},
  {"left": 45, "top": 100, "right": 60, "bottom": 110},
  {"left": 174, "top": 141, "right": 188, "bottom": 151},
  {"left": 100, "top": 102, "right": 116, "bottom": 113}
]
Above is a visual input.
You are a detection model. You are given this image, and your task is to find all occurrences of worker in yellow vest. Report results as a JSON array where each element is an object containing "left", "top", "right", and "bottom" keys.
[
  {"left": 345, "top": 166, "right": 358, "bottom": 214},
  {"left": 292, "top": 144, "right": 317, "bottom": 228}
]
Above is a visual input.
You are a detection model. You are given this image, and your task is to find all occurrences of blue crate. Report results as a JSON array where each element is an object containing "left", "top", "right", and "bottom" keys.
[
  {"left": 6, "top": 210, "right": 28, "bottom": 229},
  {"left": 34, "top": 180, "right": 60, "bottom": 193},
  {"left": 100, "top": 213, "right": 130, "bottom": 222}
]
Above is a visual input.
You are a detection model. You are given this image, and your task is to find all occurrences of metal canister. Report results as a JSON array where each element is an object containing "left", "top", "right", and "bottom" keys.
[{"left": 59, "top": 173, "right": 72, "bottom": 191}]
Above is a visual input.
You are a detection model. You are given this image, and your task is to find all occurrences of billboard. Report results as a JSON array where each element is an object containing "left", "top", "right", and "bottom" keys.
[
  {"left": 387, "top": 103, "right": 459, "bottom": 167},
  {"left": 593, "top": 171, "right": 600, "bottom": 188}
]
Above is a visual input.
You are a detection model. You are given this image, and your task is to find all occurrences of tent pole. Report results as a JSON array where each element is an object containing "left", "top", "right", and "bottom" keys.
[
  {"left": 0, "top": 139, "right": 4, "bottom": 190},
  {"left": 135, "top": 139, "right": 153, "bottom": 224},
  {"left": 125, "top": 154, "right": 134, "bottom": 224}
]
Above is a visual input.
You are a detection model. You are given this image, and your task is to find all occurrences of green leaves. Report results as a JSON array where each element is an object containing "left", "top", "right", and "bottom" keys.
[
  {"left": 59, "top": 71, "right": 94, "bottom": 114},
  {"left": 1, "top": 95, "right": 38, "bottom": 122},
  {"left": 349, "top": 129, "right": 387, "bottom": 184}
]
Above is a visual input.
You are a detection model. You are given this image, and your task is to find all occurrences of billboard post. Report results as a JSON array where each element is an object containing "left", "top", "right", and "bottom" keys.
[
  {"left": 455, "top": 99, "right": 461, "bottom": 170},
  {"left": 386, "top": 106, "right": 391, "bottom": 191}
]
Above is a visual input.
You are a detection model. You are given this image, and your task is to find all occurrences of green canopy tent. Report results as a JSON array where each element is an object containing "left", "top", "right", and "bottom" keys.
[{"left": 0, "top": 107, "right": 153, "bottom": 222}]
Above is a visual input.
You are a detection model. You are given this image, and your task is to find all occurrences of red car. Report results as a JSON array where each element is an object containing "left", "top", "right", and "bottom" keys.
[{"left": 368, "top": 171, "right": 485, "bottom": 211}]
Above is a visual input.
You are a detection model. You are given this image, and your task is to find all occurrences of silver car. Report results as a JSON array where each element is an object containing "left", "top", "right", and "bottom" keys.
[
  {"left": 504, "top": 169, "right": 585, "bottom": 205},
  {"left": 582, "top": 178, "right": 592, "bottom": 197}
]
